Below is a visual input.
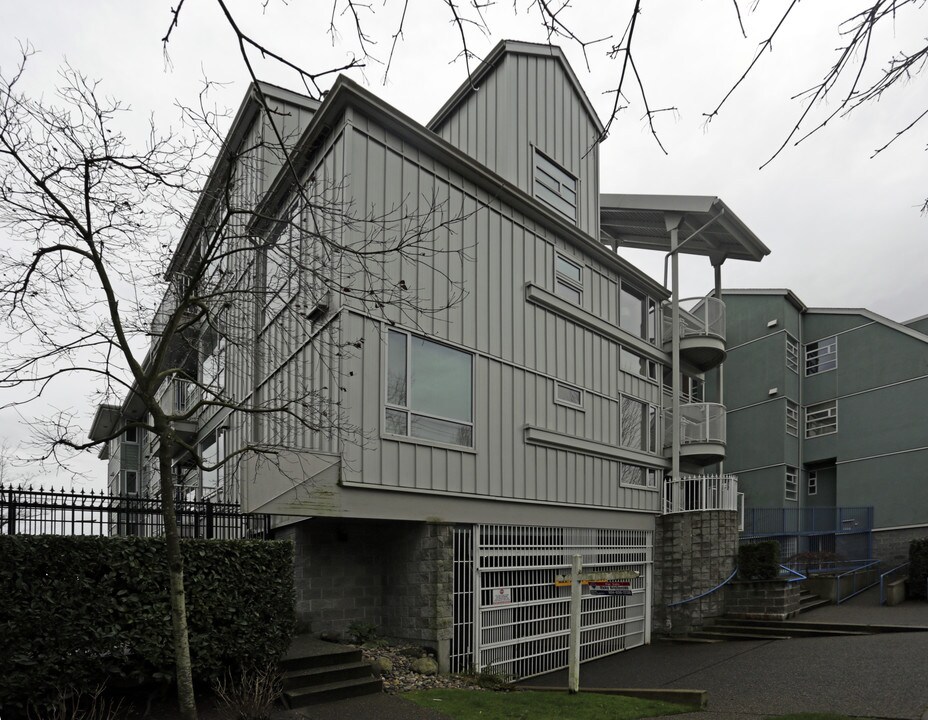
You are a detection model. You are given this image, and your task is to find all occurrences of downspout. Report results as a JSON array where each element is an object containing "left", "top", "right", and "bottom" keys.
[
  {"left": 666, "top": 214, "right": 683, "bottom": 487},
  {"left": 713, "top": 256, "right": 725, "bottom": 477}
]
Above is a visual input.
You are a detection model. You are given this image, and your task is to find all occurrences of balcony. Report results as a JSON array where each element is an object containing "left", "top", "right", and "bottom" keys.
[
  {"left": 663, "top": 295, "right": 726, "bottom": 371},
  {"left": 663, "top": 473, "right": 739, "bottom": 514},
  {"left": 149, "top": 275, "right": 193, "bottom": 338},
  {"left": 155, "top": 376, "right": 200, "bottom": 441},
  {"left": 665, "top": 402, "right": 726, "bottom": 466}
]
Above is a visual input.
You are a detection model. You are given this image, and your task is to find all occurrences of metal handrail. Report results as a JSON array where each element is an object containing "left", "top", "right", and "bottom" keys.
[
  {"left": 836, "top": 559, "right": 880, "bottom": 604},
  {"left": 880, "top": 562, "right": 910, "bottom": 605},
  {"left": 662, "top": 295, "right": 726, "bottom": 343},
  {"left": 667, "top": 566, "right": 738, "bottom": 607},
  {"left": 779, "top": 564, "right": 807, "bottom": 583},
  {"left": 663, "top": 473, "right": 739, "bottom": 514}
]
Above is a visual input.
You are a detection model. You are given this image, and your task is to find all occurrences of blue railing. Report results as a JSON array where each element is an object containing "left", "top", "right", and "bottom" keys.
[
  {"left": 667, "top": 567, "right": 738, "bottom": 607},
  {"left": 779, "top": 564, "right": 807, "bottom": 583},
  {"left": 880, "top": 562, "right": 909, "bottom": 605},
  {"left": 836, "top": 560, "right": 880, "bottom": 604}
]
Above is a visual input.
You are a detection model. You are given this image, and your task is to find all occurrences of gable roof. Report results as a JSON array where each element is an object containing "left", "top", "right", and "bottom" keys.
[
  {"left": 250, "top": 74, "right": 667, "bottom": 298},
  {"left": 428, "top": 40, "right": 605, "bottom": 135},
  {"left": 722, "top": 289, "right": 807, "bottom": 312}
]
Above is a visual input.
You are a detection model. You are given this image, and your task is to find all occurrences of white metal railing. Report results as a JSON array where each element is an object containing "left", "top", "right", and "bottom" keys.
[
  {"left": 663, "top": 474, "right": 739, "bottom": 514},
  {"left": 155, "top": 376, "right": 200, "bottom": 418},
  {"left": 664, "top": 402, "right": 726, "bottom": 446},
  {"left": 662, "top": 295, "right": 726, "bottom": 344}
]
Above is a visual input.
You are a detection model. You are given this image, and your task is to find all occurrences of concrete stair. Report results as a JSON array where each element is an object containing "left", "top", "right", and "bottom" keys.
[
  {"left": 798, "top": 588, "right": 831, "bottom": 614},
  {"left": 281, "top": 636, "right": 382, "bottom": 708}
]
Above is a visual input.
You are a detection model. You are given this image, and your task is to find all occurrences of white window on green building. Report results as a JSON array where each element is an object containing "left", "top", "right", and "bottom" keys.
[
  {"left": 786, "top": 400, "right": 799, "bottom": 436},
  {"left": 554, "top": 381, "right": 584, "bottom": 409},
  {"left": 805, "top": 336, "right": 837, "bottom": 375},
  {"left": 620, "top": 464, "right": 659, "bottom": 490},
  {"left": 534, "top": 150, "right": 578, "bottom": 221},
  {"left": 786, "top": 334, "right": 799, "bottom": 373},
  {"left": 385, "top": 330, "right": 474, "bottom": 447},
  {"left": 808, "top": 470, "right": 818, "bottom": 496},
  {"left": 785, "top": 466, "right": 798, "bottom": 501},
  {"left": 806, "top": 400, "right": 837, "bottom": 438}
]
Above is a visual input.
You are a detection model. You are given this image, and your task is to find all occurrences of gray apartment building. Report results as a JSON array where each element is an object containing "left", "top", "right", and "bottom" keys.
[
  {"left": 717, "top": 289, "right": 928, "bottom": 564},
  {"left": 90, "top": 41, "right": 770, "bottom": 678}
]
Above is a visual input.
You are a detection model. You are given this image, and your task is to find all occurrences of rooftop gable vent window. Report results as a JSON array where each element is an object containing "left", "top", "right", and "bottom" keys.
[{"left": 533, "top": 149, "right": 577, "bottom": 222}]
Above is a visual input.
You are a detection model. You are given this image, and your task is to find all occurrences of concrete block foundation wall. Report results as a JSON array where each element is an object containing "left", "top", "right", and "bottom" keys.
[
  {"left": 652, "top": 510, "right": 739, "bottom": 636},
  {"left": 872, "top": 526, "right": 928, "bottom": 566},
  {"left": 725, "top": 581, "right": 800, "bottom": 620},
  {"left": 275, "top": 518, "right": 454, "bottom": 666}
]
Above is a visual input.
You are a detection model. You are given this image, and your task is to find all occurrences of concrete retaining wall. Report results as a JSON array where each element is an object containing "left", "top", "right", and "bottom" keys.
[{"left": 725, "top": 580, "right": 800, "bottom": 620}]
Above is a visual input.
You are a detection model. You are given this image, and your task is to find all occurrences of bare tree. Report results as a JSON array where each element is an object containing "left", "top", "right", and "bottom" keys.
[{"left": 0, "top": 49, "right": 469, "bottom": 719}]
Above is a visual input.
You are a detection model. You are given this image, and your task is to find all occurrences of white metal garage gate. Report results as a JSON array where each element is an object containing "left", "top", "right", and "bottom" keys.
[{"left": 451, "top": 524, "right": 652, "bottom": 679}]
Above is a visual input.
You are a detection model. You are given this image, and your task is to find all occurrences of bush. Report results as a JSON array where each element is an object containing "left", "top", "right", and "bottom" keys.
[
  {"left": 738, "top": 541, "right": 781, "bottom": 580},
  {"left": 909, "top": 537, "right": 928, "bottom": 600},
  {"left": 0, "top": 535, "right": 294, "bottom": 715}
]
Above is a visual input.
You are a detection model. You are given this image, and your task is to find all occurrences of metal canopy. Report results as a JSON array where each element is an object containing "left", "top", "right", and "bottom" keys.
[{"left": 600, "top": 194, "right": 770, "bottom": 263}]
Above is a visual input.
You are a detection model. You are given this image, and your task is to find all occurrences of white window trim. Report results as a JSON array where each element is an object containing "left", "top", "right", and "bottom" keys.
[
  {"left": 786, "top": 400, "right": 799, "bottom": 437},
  {"left": 554, "top": 253, "right": 583, "bottom": 306},
  {"left": 123, "top": 426, "right": 138, "bottom": 444},
  {"left": 554, "top": 381, "right": 585, "bottom": 411},
  {"left": 808, "top": 470, "right": 818, "bottom": 496},
  {"left": 805, "top": 335, "right": 838, "bottom": 376},
  {"left": 805, "top": 401, "right": 838, "bottom": 439},
  {"left": 383, "top": 329, "right": 476, "bottom": 449},
  {"left": 786, "top": 334, "right": 799, "bottom": 374},
  {"left": 620, "top": 395, "right": 657, "bottom": 454},
  {"left": 785, "top": 466, "right": 798, "bottom": 502},
  {"left": 618, "top": 463, "right": 660, "bottom": 492},
  {"left": 620, "top": 347, "right": 659, "bottom": 384}
]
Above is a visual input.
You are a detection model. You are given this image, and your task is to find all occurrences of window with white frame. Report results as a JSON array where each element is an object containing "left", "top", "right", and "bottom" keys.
[
  {"left": 808, "top": 470, "right": 818, "bottom": 496},
  {"left": 385, "top": 330, "right": 474, "bottom": 447},
  {"left": 554, "top": 254, "right": 583, "bottom": 305},
  {"left": 620, "top": 464, "right": 659, "bottom": 490},
  {"left": 786, "top": 400, "right": 799, "bottom": 436},
  {"left": 786, "top": 334, "right": 799, "bottom": 373},
  {"left": 533, "top": 150, "right": 578, "bottom": 221},
  {"left": 124, "top": 426, "right": 138, "bottom": 444},
  {"left": 805, "top": 336, "right": 837, "bottom": 375},
  {"left": 785, "top": 466, "right": 798, "bottom": 501},
  {"left": 124, "top": 470, "right": 138, "bottom": 495},
  {"left": 620, "top": 348, "right": 658, "bottom": 382},
  {"left": 554, "top": 381, "right": 584, "bottom": 409},
  {"left": 621, "top": 396, "right": 656, "bottom": 453},
  {"left": 806, "top": 400, "right": 837, "bottom": 438},
  {"left": 620, "top": 283, "right": 657, "bottom": 343}
]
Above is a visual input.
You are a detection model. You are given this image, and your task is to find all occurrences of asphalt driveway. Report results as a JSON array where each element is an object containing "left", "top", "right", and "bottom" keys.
[{"left": 522, "top": 631, "right": 928, "bottom": 719}]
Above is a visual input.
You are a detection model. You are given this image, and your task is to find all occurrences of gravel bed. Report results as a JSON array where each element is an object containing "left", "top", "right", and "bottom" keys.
[{"left": 360, "top": 644, "right": 485, "bottom": 695}]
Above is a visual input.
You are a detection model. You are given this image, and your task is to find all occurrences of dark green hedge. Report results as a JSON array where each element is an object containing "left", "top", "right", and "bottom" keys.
[
  {"left": 909, "top": 537, "right": 928, "bottom": 600},
  {"left": 0, "top": 535, "right": 294, "bottom": 713},
  {"left": 738, "top": 541, "right": 781, "bottom": 580}
]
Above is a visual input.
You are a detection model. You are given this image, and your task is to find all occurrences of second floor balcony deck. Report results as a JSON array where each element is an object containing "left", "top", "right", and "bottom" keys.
[
  {"left": 664, "top": 402, "right": 726, "bottom": 466},
  {"left": 663, "top": 295, "right": 726, "bottom": 371}
]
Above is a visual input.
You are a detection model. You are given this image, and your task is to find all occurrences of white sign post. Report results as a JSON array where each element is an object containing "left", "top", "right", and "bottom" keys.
[{"left": 568, "top": 554, "right": 582, "bottom": 694}]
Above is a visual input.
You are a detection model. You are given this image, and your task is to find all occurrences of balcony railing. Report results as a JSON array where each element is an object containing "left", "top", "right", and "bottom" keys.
[
  {"left": 149, "top": 275, "right": 192, "bottom": 338},
  {"left": 663, "top": 473, "right": 739, "bottom": 514},
  {"left": 663, "top": 295, "right": 726, "bottom": 344},
  {"left": 664, "top": 402, "right": 726, "bottom": 446},
  {"left": 155, "top": 376, "right": 200, "bottom": 418}
]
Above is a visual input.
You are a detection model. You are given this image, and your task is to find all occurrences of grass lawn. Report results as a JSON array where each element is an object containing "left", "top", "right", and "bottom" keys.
[{"left": 403, "top": 689, "right": 692, "bottom": 720}]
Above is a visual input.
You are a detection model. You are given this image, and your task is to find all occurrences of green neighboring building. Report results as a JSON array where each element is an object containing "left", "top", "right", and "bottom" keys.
[{"left": 716, "top": 289, "right": 928, "bottom": 565}]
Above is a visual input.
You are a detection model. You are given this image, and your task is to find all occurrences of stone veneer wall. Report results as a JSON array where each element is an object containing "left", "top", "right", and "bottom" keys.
[
  {"left": 724, "top": 581, "right": 800, "bottom": 620},
  {"left": 872, "top": 526, "right": 928, "bottom": 566},
  {"left": 652, "top": 510, "right": 739, "bottom": 636},
  {"left": 275, "top": 518, "right": 454, "bottom": 668}
]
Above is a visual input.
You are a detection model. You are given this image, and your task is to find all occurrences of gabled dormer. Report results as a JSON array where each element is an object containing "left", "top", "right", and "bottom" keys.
[{"left": 429, "top": 40, "right": 604, "bottom": 238}]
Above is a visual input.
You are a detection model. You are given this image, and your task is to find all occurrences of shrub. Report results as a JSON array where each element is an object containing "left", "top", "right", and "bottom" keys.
[
  {"left": 909, "top": 537, "right": 928, "bottom": 600},
  {"left": 213, "top": 664, "right": 282, "bottom": 720},
  {"left": 0, "top": 535, "right": 294, "bottom": 715},
  {"left": 738, "top": 541, "right": 781, "bottom": 580}
]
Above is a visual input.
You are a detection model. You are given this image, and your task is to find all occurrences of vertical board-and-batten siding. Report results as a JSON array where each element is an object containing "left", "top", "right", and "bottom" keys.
[
  {"left": 340, "top": 114, "right": 661, "bottom": 514},
  {"left": 433, "top": 52, "right": 600, "bottom": 239}
]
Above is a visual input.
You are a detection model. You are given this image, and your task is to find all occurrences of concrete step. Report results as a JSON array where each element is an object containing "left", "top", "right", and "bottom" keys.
[
  {"left": 283, "top": 676, "right": 384, "bottom": 708},
  {"left": 710, "top": 622, "right": 866, "bottom": 638},
  {"left": 720, "top": 617, "right": 928, "bottom": 635},
  {"left": 799, "top": 596, "right": 831, "bottom": 613},
  {"left": 281, "top": 636, "right": 363, "bottom": 672},
  {"left": 282, "top": 661, "right": 375, "bottom": 690},
  {"left": 688, "top": 629, "right": 792, "bottom": 641}
]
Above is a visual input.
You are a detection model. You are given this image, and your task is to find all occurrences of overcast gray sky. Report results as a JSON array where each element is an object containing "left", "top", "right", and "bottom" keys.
[{"left": 2, "top": 1, "right": 926, "bottom": 486}]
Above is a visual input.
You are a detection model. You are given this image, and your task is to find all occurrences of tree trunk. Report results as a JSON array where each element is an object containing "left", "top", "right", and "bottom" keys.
[{"left": 158, "top": 428, "right": 198, "bottom": 720}]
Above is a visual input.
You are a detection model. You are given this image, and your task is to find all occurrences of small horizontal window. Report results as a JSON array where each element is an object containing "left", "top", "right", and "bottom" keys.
[
  {"left": 620, "top": 464, "right": 659, "bottom": 490},
  {"left": 554, "top": 254, "right": 583, "bottom": 305},
  {"left": 620, "top": 348, "right": 658, "bottom": 382},
  {"left": 554, "top": 382, "right": 584, "bottom": 409}
]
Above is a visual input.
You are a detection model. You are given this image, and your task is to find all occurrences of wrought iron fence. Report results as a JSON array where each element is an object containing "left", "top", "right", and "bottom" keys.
[
  {"left": 0, "top": 483, "right": 271, "bottom": 539},
  {"left": 740, "top": 506, "right": 874, "bottom": 562}
]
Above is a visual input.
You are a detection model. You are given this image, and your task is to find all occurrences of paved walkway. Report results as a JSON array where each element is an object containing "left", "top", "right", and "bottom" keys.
[{"left": 288, "top": 595, "right": 928, "bottom": 720}]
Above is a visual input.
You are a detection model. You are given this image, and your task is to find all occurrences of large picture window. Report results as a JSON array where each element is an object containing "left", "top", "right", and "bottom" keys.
[
  {"left": 620, "top": 282, "right": 657, "bottom": 344},
  {"left": 621, "top": 396, "right": 657, "bottom": 453},
  {"left": 385, "top": 330, "right": 474, "bottom": 447}
]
